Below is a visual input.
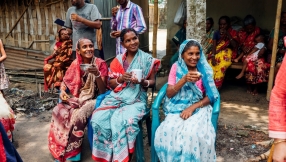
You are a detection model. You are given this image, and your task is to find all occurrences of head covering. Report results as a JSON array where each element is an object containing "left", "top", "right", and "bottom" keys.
[
  {"left": 63, "top": 38, "right": 94, "bottom": 97},
  {"left": 177, "top": 39, "right": 219, "bottom": 103}
]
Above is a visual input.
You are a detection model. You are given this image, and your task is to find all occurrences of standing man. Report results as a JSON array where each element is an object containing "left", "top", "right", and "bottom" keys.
[
  {"left": 65, "top": 0, "right": 103, "bottom": 59},
  {"left": 111, "top": 0, "right": 147, "bottom": 55}
]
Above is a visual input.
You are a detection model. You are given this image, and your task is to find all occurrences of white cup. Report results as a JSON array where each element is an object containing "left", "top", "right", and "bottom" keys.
[{"left": 132, "top": 69, "right": 142, "bottom": 81}]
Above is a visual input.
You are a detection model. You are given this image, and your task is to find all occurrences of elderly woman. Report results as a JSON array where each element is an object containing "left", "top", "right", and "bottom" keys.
[
  {"left": 44, "top": 28, "right": 73, "bottom": 91},
  {"left": 208, "top": 16, "right": 238, "bottom": 89},
  {"left": 90, "top": 28, "right": 160, "bottom": 162},
  {"left": 154, "top": 39, "right": 219, "bottom": 161},
  {"left": 48, "top": 38, "right": 108, "bottom": 162},
  {"left": 236, "top": 15, "right": 268, "bottom": 95}
]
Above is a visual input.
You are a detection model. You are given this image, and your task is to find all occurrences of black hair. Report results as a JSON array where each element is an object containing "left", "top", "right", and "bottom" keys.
[
  {"left": 85, "top": 0, "right": 90, "bottom": 3},
  {"left": 77, "top": 38, "right": 94, "bottom": 49},
  {"left": 206, "top": 17, "right": 214, "bottom": 25},
  {"left": 218, "top": 16, "right": 231, "bottom": 25},
  {"left": 255, "top": 34, "right": 265, "bottom": 42},
  {"left": 243, "top": 15, "right": 256, "bottom": 26},
  {"left": 181, "top": 40, "right": 201, "bottom": 54},
  {"left": 120, "top": 28, "right": 139, "bottom": 42}
]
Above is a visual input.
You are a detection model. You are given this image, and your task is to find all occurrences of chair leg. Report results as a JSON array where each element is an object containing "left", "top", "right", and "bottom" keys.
[
  {"left": 135, "top": 121, "right": 145, "bottom": 162},
  {"left": 145, "top": 115, "right": 151, "bottom": 146}
]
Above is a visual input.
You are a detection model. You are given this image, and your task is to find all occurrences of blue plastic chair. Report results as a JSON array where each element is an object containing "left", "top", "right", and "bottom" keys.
[{"left": 150, "top": 83, "right": 221, "bottom": 162}]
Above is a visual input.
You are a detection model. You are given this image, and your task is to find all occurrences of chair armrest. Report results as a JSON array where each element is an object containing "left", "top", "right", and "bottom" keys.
[
  {"left": 95, "top": 90, "right": 111, "bottom": 108},
  {"left": 211, "top": 95, "right": 221, "bottom": 133},
  {"left": 151, "top": 83, "right": 168, "bottom": 162}
]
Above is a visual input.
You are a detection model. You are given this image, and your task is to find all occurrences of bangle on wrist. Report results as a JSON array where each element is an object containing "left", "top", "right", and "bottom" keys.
[
  {"left": 199, "top": 101, "right": 203, "bottom": 108},
  {"left": 144, "top": 80, "right": 150, "bottom": 87},
  {"left": 95, "top": 71, "right": 101, "bottom": 78},
  {"left": 274, "top": 139, "right": 286, "bottom": 145},
  {"left": 116, "top": 76, "right": 123, "bottom": 85}
]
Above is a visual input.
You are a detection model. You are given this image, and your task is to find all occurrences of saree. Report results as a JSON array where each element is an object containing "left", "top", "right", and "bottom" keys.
[
  {"left": 0, "top": 122, "right": 23, "bottom": 162},
  {"left": 238, "top": 27, "right": 269, "bottom": 84},
  {"left": 208, "top": 28, "right": 237, "bottom": 89},
  {"left": 201, "top": 28, "right": 215, "bottom": 55},
  {"left": 90, "top": 50, "right": 160, "bottom": 162},
  {"left": 48, "top": 52, "right": 108, "bottom": 162},
  {"left": 44, "top": 40, "right": 73, "bottom": 91},
  {"left": 154, "top": 39, "right": 219, "bottom": 162},
  {"left": 0, "top": 91, "right": 15, "bottom": 142}
]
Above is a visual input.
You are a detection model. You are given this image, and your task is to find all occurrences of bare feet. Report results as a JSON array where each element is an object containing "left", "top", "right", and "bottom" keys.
[
  {"left": 236, "top": 73, "right": 244, "bottom": 79},
  {"left": 233, "top": 58, "right": 239, "bottom": 63}
]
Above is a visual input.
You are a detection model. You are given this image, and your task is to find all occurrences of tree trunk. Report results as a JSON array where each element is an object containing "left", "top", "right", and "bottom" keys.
[{"left": 186, "top": 0, "right": 206, "bottom": 42}]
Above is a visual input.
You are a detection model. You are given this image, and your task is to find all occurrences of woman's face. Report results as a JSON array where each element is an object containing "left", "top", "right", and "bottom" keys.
[
  {"left": 281, "top": 12, "right": 286, "bottom": 25},
  {"left": 219, "top": 19, "right": 228, "bottom": 30},
  {"left": 244, "top": 24, "right": 255, "bottom": 34},
  {"left": 77, "top": 39, "right": 94, "bottom": 59},
  {"left": 182, "top": 46, "right": 200, "bottom": 68},
  {"left": 206, "top": 20, "right": 213, "bottom": 32},
  {"left": 60, "top": 30, "right": 69, "bottom": 41},
  {"left": 121, "top": 32, "right": 139, "bottom": 53}
]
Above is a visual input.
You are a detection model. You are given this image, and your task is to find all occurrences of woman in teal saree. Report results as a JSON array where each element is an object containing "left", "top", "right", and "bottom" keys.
[{"left": 90, "top": 28, "right": 160, "bottom": 162}]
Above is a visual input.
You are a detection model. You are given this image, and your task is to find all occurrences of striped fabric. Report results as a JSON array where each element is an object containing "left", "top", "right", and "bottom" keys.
[{"left": 111, "top": 1, "right": 147, "bottom": 55}]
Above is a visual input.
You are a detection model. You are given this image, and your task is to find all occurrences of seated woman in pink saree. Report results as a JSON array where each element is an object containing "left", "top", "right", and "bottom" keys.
[{"left": 48, "top": 38, "right": 108, "bottom": 162}]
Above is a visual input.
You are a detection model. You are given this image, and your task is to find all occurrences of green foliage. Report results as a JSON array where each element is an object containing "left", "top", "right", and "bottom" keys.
[{"left": 149, "top": 0, "right": 165, "bottom": 4}]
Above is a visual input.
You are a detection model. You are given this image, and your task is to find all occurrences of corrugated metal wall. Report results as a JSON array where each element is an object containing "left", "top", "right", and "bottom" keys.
[
  {"left": 94, "top": 0, "right": 117, "bottom": 60},
  {"left": 4, "top": 47, "right": 45, "bottom": 70}
]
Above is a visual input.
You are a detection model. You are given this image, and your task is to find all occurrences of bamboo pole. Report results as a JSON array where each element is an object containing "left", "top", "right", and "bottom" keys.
[
  {"left": 152, "top": 0, "right": 158, "bottom": 58},
  {"left": 267, "top": 0, "right": 283, "bottom": 101},
  {"left": 5, "top": 0, "right": 33, "bottom": 39}
]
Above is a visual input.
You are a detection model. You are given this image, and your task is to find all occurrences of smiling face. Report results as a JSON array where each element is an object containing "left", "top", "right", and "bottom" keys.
[
  {"left": 121, "top": 31, "right": 139, "bottom": 54},
  {"left": 182, "top": 46, "right": 200, "bottom": 68},
  {"left": 77, "top": 39, "right": 94, "bottom": 59}
]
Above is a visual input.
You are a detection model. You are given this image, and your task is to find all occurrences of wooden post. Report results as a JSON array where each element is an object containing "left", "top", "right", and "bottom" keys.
[
  {"left": 186, "top": 0, "right": 206, "bottom": 42},
  {"left": 267, "top": 0, "right": 283, "bottom": 101},
  {"left": 152, "top": 0, "right": 158, "bottom": 58}
]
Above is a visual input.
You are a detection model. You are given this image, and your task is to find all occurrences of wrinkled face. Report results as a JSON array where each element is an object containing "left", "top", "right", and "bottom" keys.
[
  {"left": 71, "top": 0, "right": 82, "bottom": 6},
  {"left": 206, "top": 20, "right": 213, "bottom": 32},
  {"left": 281, "top": 12, "right": 286, "bottom": 25},
  {"left": 244, "top": 24, "right": 255, "bottom": 34},
  {"left": 121, "top": 32, "right": 139, "bottom": 53},
  {"left": 219, "top": 19, "right": 229, "bottom": 30},
  {"left": 117, "top": 0, "right": 127, "bottom": 5},
  {"left": 77, "top": 39, "right": 94, "bottom": 59},
  {"left": 182, "top": 46, "right": 200, "bottom": 68},
  {"left": 60, "top": 30, "right": 70, "bottom": 41}
]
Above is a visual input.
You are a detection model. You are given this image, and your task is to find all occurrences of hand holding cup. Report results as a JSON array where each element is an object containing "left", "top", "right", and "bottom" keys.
[{"left": 185, "top": 71, "right": 201, "bottom": 83}]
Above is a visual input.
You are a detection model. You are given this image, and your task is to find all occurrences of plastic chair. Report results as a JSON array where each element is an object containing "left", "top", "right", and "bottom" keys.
[{"left": 150, "top": 83, "right": 221, "bottom": 162}]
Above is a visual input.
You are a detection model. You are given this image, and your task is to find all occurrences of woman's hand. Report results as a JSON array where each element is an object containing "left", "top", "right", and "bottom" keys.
[
  {"left": 180, "top": 106, "right": 195, "bottom": 120},
  {"left": 88, "top": 66, "right": 100, "bottom": 76},
  {"left": 211, "top": 56, "right": 216, "bottom": 66},
  {"left": 273, "top": 141, "right": 286, "bottom": 162},
  {"left": 184, "top": 72, "right": 201, "bottom": 83},
  {"left": 60, "top": 90, "right": 70, "bottom": 102},
  {"left": 121, "top": 72, "right": 132, "bottom": 82}
]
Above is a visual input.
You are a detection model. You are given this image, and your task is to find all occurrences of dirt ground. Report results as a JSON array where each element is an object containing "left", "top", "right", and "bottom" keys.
[{"left": 7, "top": 68, "right": 271, "bottom": 162}]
